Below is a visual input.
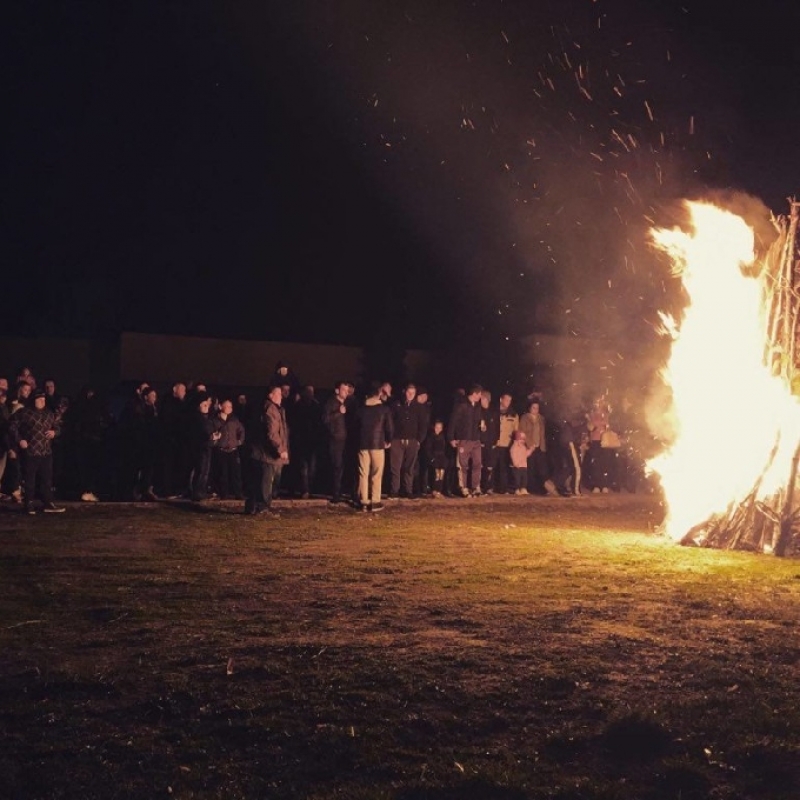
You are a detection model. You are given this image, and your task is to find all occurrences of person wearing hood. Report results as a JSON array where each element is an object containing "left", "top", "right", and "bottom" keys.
[{"left": 10, "top": 390, "right": 64, "bottom": 513}]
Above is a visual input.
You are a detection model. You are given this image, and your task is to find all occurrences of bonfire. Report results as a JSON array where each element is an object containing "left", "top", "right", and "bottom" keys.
[{"left": 648, "top": 199, "right": 800, "bottom": 556}]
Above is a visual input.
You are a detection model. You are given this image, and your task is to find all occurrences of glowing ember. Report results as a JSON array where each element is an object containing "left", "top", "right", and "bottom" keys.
[{"left": 648, "top": 201, "right": 800, "bottom": 540}]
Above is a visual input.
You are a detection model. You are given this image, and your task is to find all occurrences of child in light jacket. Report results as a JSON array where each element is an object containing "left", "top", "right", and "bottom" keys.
[{"left": 509, "top": 429, "right": 534, "bottom": 495}]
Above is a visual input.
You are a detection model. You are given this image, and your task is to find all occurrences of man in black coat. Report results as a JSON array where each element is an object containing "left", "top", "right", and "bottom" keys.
[
  {"left": 322, "top": 381, "right": 350, "bottom": 503},
  {"left": 389, "top": 383, "right": 426, "bottom": 498},
  {"left": 447, "top": 384, "right": 484, "bottom": 497},
  {"left": 355, "top": 382, "right": 393, "bottom": 512}
]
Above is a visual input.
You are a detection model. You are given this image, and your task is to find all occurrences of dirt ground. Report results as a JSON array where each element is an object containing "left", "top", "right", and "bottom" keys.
[{"left": 1, "top": 493, "right": 799, "bottom": 799}]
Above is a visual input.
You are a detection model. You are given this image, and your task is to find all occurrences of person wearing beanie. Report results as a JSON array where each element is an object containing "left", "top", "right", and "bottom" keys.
[{"left": 9, "top": 390, "right": 64, "bottom": 513}]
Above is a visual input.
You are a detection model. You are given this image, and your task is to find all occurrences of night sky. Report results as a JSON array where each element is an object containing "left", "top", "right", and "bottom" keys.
[{"left": 4, "top": 0, "right": 800, "bottom": 358}]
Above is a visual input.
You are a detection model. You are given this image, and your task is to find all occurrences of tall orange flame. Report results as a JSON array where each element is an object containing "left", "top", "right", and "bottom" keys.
[{"left": 647, "top": 201, "right": 800, "bottom": 540}]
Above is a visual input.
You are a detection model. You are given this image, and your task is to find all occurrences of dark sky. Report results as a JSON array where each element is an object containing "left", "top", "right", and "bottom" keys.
[{"left": 4, "top": 0, "right": 800, "bottom": 353}]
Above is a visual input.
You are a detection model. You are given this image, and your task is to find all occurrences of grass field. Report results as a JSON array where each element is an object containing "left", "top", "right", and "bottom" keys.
[{"left": 2, "top": 494, "right": 799, "bottom": 799}]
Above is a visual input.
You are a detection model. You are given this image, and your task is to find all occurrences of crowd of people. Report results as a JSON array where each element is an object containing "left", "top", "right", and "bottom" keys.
[{"left": 0, "top": 361, "right": 643, "bottom": 515}]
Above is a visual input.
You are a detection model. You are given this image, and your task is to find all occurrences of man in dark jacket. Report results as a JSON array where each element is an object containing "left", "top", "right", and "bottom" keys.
[
  {"left": 187, "top": 393, "right": 221, "bottom": 501},
  {"left": 288, "top": 385, "right": 323, "bottom": 498},
  {"left": 356, "top": 382, "right": 393, "bottom": 512},
  {"left": 10, "top": 390, "right": 64, "bottom": 513},
  {"left": 322, "top": 381, "right": 350, "bottom": 503},
  {"left": 447, "top": 384, "right": 484, "bottom": 497},
  {"left": 244, "top": 386, "right": 289, "bottom": 515},
  {"left": 214, "top": 399, "right": 245, "bottom": 499},
  {"left": 159, "top": 382, "right": 188, "bottom": 499},
  {"left": 479, "top": 390, "right": 501, "bottom": 494},
  {"left": 389, "top": 383, "right": 425, "bottom": 498}
]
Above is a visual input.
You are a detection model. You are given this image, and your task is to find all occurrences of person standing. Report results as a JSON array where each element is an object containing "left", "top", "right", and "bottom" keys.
[
  {"left": 585, "top": 396, "right": 611, "bottom": 493},
  {"left": 187, "top": 393, "right": 221, "bottom": 502},
  {"left": 414, "top": 387, "right": 433, "bottom": 495},
  {"left": 10, "top": 390, "right": 64, "bottom": 513},
  {"left": 355, "top": 382, "right": 393, "bottom": 512},
  {"left": 479, "top": 390, "right": 500, "bottom": 494},
  {"left": 214, "top": 399, "right": 246, "bottom": 499},
  {"left": 447, "top": 384, "right": 484, "bottom": 497},
  {"left": 323, "top": 381, "right": 350, "bottom": 504},
  {"left": 244, "top": 386, "right": 289, "bottom": 515},
  {"left": 495, "top": 393, "right": 518, "bottom": 494},
  {"left": 159, "top": 382, "right": 188, "bottom": 499},
  {"left": 518, "top": 400, "right": 559, "bottom": 496},
  {"left": 69, "top": 386, "right": 108, "bottom": 502},
  {"left": 289, "top": 385, "right": 323, "bottom": 499},
  {"left": 389, "top": 383, "right": 424, "bottom": 498}
]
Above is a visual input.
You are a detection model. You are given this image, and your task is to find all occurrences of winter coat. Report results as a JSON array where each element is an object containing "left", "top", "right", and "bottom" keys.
[
  {"left": 216, "top": 414, "right": 245, "bottom": 452},
  {"left": 10, "top": 406, "right": 60, "bottom": 457},
  {"left": 422, "top": 430, "right": 447, "bottom": 470},
  {"left": 480, "top": 406, "right": 500, "bottom": 447},
  {"left": 248, "top": 402, "right": 289, "bottom": 464},
  {"left": 447, "top": 398, "right": 482, "bottom": 442},
  {"left": 357, "top": 397, "right": 393, "bottom": 450},
  {"left": 391, "top": 400, "right": 425, "bottom": 441},
  {"left": 323, "top": 394, "right": 348, "bottom": 442},
  {"left": 518, "top": 412, "right": 547, "bottom": 452},
  {"left": 497, "top": 410, "right": 519, "bottom": 448},
  {"left": 289, "top": 397, "right": 324, "bottom": 457},
  {"left": 510, "top": 439, "right": 535, "bottom": 468}
]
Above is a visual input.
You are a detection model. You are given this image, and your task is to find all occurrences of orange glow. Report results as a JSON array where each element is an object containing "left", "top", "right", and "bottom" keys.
[{"left": 647, "top": 201, "right": 800, "bottom": 540}]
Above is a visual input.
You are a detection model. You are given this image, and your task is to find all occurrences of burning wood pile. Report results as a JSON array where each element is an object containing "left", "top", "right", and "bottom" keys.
[{"left": 648, "top": 200, "right": 800, "bottom": 557}]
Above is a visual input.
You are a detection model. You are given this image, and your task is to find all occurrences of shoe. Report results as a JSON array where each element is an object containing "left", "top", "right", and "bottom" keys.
[
  {"left": 12, "top": 489, "right": 23, "bottom": 503},
  {"left": 592, "top": 487, "right": 601, "bottom": 494},
  {"left": 459, "top": 488, "right": 470, "bottom": 498},
  {"left": 26, "top": 507, "right": 36, "bottom": 515},
  {"left": 518, "top": 488, "right": 529, "bottom": 496},
  {"left": 601, "top": 487, "right": 610, "bottom": 494},
  {"left": 485, "top": 489, "right": 494, "bottom": 496},
  {"left": 43, "top": 503, "right": 65, "bottom": 514},
  {"left": 144, "top": 490, "right": 159, "bottom": 502},
  {"left": 471, "top": 489, "right": 482, "bottom": 497},
  {"left": 80, "top": 492, "right": 99, "bottom": 502},
  {"left": 357, "top": 503, "right": 369, "bottom": 512},
  {"left": 371, "top": 502, "right": 385, "bottom": 512},
  {"left": 301, "top": 492, "right": 310, "bottom": 500},
  {"left": 432, "top": 490, "right": 443, "bottom": 498}
]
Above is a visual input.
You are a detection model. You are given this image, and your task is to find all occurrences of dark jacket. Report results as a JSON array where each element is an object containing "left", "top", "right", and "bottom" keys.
[
  {"left": 187, "top": 410, "right": 220, "bottom": 459},
  {"left": 391, "top": 400, "right": 425, "bottom": 441},
  {"left": 216, "top": 413, "right": 245, "bottom": 452},
  {"left": 417, "top": 400, "right": 432, "bottom": 445},
  {"left": 0, "top": 401, "right": 10, "bottom": 455},
  {"left": 422, "top": 429, "right": 447, "bottom": 469},
  {"left": 10, "top": 405, "right": 60, "bottom": 457},
  {"left": 480, "top": 406, "right": 500, "bottom": 447},
  {"left": 323, "top": 394, "right": 348, "bottom": 441},
  {"left": 357, "top": 398, "right": 393, "bottom": 450},
  {"left": 248, "top": 402, "right": 289, "bottom": 464},
  {"left": 447, "top": 398, "right": 482, "bottom": 442},
  {"left": 289, "top": 396, "right": 324, "bottom": 457}
]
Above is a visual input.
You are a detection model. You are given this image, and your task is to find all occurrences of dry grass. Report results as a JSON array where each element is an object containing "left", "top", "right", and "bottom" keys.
[{"left": 1, "top": 494, "right": 799, "bottom": 799}]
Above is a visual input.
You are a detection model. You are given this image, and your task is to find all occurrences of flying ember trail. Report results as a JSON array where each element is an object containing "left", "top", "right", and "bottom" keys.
[{"left": 647, "top": 201, "right": 800, "bottom": 543}]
